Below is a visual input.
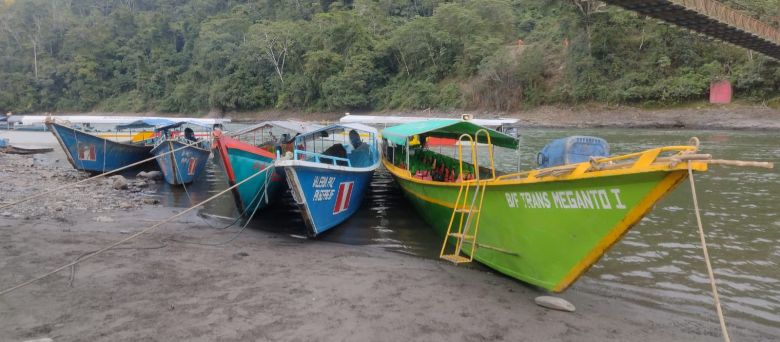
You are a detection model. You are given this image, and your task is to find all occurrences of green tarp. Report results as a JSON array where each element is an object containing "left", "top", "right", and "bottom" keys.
[{"left": 381, "top": 120, "right": 519, "bottom": 149}]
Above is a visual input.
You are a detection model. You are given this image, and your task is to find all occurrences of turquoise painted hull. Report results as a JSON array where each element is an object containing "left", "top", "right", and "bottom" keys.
[{"left": 213, "top": 133, "right": 287, "bottom": 216}]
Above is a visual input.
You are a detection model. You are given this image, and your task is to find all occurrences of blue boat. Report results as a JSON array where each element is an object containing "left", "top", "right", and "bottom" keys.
[
  {"left": 150, "top": 121, "right": 212, "bottom": 185},
  {"left": 46, "top": 120, "right": 155, "bottom": 173},
  {"left": 277, "top": 123, "right": 380, "bottom": 237},
  {"left": 212, "top": 121, "right": 323, "bottom": 216}
]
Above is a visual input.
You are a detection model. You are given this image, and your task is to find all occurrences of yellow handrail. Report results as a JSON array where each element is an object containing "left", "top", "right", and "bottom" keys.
[
  {"left": 474, "top": 129, "right": 497, "bottom": 181},
  {"left": 495, "top": 145, "right": 699, "bottom": 181},
  {"left": 456, "top": 134, "right": 478, "bottom": 181}
]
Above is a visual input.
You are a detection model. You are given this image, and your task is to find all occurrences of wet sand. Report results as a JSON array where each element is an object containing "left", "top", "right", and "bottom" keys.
[
  {"left": 1, "top": 148, "right": 777, "bottom": 341},
  {"left": 2, "top": 209, "right": 777, "bottom": 341}
]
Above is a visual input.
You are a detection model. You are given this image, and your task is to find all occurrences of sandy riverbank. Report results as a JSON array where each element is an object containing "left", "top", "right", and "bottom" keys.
[
  {"left": 0, "top": 155, "right": 777, "bottom": 341},
  {"left": 41, "top": 103, "right": 780, "bottom": 131}
]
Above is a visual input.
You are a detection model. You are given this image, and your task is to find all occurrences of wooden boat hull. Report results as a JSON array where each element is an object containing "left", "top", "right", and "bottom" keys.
[
  {"left": 279, "top": 160, "right": 375, "bottom": 237},
  {"left": 384, "top": 158, "right": 707, "bottom": 292},
  {"left": 151, "top": 140, "right": 211, "bottom": 185},
  {"left": 47, "top": 122, "right": 153, "bottom": 173},
  {"left": 212, "top": 132, "right": 287, "bottom": 215},
  {"left": 1, "top": 146, "right": 54, "bottom": 155}
]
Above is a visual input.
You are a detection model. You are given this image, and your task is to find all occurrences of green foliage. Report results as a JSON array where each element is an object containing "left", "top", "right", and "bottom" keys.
[
  {"left": 321, "top": 54, "right": 381, "bottom": 110},
  {"left": 0, "top": 0, "right": 777, "bottom": 114}
]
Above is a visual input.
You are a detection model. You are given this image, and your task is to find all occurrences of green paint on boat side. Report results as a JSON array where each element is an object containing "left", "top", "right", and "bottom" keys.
[{"left": 392, "top": 170, "right": 688, "bottom": 292}]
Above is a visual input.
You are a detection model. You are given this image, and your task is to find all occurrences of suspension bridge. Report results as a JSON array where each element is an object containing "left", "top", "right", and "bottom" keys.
[{"left": 605, "top": 0, "right": 780, "bottom": 60}]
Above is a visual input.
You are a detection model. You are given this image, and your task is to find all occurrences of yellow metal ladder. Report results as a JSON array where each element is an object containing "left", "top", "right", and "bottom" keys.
[
  {"left": 440, "top": 180, "right": 487, "bottom": 264},
  {"left": 439, "top": 129, "right": 494, "bottom": 264}
]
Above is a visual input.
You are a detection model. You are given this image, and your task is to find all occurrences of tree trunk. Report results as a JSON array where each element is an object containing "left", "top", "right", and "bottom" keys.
[{"left": 32, "top": 39, "right": 38, "bottom": 80}]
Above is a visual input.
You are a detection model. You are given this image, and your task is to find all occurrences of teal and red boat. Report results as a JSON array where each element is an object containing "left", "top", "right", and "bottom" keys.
[
  {"left": 381, "top": 120, "right": 710, "bottom": 293},
  {"left": 212, "top": 121, "right": 322, "bottom": 216}
]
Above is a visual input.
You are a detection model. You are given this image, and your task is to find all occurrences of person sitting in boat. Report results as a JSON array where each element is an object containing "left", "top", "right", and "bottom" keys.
[
  {"left": 184, "top": 127, "right": 197, "bottom": 142},
  {"left": 347, "top": 129, "right": 371, "bottom": 167},
  {"left": 321, "top": 143, "right": 348, "bottom": 166}
]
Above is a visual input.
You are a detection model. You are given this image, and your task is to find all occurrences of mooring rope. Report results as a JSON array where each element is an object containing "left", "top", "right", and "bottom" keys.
[
  {"left": 688, "top": 161, "right": 731, "bottom": 342},
  {"left": 166, "top": 165, "right": 275, "bottom": 247},
  {"left": 0, "top": 163, "right": 272, "bottom": 297},
  {"left": 0, "top": 139, "right": 202, "bottom": 211},
  {"left": 170, "top": 141, "right": 268, "bottom": 231}
]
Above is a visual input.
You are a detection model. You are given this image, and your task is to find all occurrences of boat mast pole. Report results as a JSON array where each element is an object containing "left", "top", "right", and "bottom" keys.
[
  {"left": 391, "top": 141, "right": 395, "bottom": 166},
  {"left": 406, "top": 137, "right": 410, "bottom": 171}
]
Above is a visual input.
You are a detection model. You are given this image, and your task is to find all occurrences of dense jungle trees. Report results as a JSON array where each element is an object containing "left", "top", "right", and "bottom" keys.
[{"left": 0, "top": 0, "right": 777, "bottom": 114}]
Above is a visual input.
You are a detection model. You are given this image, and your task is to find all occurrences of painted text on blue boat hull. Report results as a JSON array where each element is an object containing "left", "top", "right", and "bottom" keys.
[
  {"left": 285, "top": 164, "right": 374, "bottom": 237},
  {"left": 151, "top": 140, "right": 211, "bottom": 185}
]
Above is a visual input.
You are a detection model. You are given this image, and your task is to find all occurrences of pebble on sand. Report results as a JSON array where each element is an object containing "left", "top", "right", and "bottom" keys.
[
  {"left": 137, "top": 170, "right": 162, "bottom": 180},
  {"left": 535, "top": 296, "right": 576, "bottom": 312},
  {"left": 112, "top": 176, "right": 128, "bottom": 190},
  {"left": 142, "top": 197, "right": 160, "bottom": 205},
  {"left": 94, "top": 216, "right": 115, "bottom": 223}
]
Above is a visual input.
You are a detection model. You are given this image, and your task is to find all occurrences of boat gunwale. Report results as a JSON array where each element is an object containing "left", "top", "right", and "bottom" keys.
[
  {"left": 47, "top": 121, "right": 154, "bottom": 150},
  {"left": 150, "top": 137, "right": 211, "bottom": 154},
  {"left": 381, "top": 146, "right": 708, "bottom": 187},
  {"left": 276, "top": 158, "right": 380, "bottom": 173}
]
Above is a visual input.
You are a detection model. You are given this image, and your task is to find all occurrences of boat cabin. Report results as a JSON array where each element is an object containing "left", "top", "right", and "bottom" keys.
[
  {"left": 291, "top": 123, "right": 379, "bottom": 168},
  {"left": 224, "top": 120, "right": 324, "bottom": 157},
  {"left": 382, "top": 120, "right": 519, "bottom": 182}
]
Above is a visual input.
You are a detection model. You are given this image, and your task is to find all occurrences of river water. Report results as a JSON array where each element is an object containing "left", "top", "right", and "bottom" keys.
[{"left": 4, "top": 127, "right": 778, "bottom": 331}]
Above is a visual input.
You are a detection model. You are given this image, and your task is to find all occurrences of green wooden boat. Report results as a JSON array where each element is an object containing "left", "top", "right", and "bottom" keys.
[{"left": 381, "top": 120, "right": 708, "bottom": 292}]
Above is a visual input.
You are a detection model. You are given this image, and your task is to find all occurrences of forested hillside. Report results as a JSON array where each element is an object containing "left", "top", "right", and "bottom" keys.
[{"left": 0, "top": 0, "right": 778, "bottom": 114}]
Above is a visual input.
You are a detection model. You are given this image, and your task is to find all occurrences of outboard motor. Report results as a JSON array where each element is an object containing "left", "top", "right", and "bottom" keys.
[{"left": 537, "top": 136, "right": 609, "bottom": 168}]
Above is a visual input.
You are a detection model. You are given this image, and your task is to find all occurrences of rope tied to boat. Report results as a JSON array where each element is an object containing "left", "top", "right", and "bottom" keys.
[
  {"left": 166, "top": 164, "right": 276, "bottom": 247},
  {"left": 687, "top": 160, "right": 731, "bottom": 342},
  {"left": 0, "top": 162, "right": 275, "bottom": 297},
  {"left": 0, "top": 139, "right": 203, "bottom": 211}
]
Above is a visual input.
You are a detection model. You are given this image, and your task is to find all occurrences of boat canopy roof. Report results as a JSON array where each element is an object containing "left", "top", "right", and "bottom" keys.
[
  {"left": 154, "top": 121, "right": 212, "bottom": 132},
  {"left": 381, "top": 120, "right": 519, "bottom": 149},
  {"left": 299, "top": 123, "right": 378, "bottom": 139},
  {"left": 116, "top": 118, "right": 214, "bottom": 131},
  {"left": 115, "top": 118, "right": 176, "bottom": 130},
  {"left": 228, "top": 120, "right": 324, "bottom": 137}
]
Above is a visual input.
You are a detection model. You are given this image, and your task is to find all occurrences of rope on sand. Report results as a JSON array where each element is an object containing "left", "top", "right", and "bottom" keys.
[
  {"left": 0, "top": 164, "right": 273, "bottom": 297},
  {"left": 688, "top": 161, "right": 731, "bottom": 342},
  {"left": 172, "top": 145, "right": 258, "bottom": 231},
  {"left": 0, "top": 140, "right": 203, "bottom": 211},
  {"left": 165, "top": 166, "right": 275, "bottom": 247}
]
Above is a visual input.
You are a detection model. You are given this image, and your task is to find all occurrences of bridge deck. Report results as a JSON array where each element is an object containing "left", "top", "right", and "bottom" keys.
[{"left": 605, "top": 0, "right": 780, "bottom": 60}]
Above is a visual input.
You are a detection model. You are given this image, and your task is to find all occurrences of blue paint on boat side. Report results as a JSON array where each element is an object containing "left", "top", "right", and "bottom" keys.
[
  {"left": 151, "top": 140, "right": 211, "bottom": 185},
  {"left": 279, "top": 122, "right": 380, "bottom": 237},
  {"left": 47, "top": 122, "right": 153, "bottom": 173},
  {"left": 284, "top": 163, "right": 374, "bottom": 236}
]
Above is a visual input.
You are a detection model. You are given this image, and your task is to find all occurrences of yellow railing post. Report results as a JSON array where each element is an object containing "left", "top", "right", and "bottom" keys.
[{"left": 474, "top": 129, "right": 497, "bottom": 181}]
